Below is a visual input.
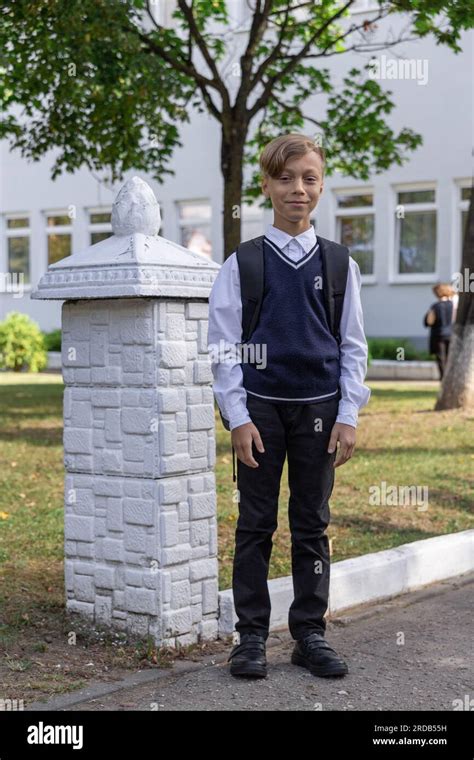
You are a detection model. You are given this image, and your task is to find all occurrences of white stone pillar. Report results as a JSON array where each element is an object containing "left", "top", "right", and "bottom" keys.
[{"left": 31, "top": 177, "right": 220, "bottom": 647}]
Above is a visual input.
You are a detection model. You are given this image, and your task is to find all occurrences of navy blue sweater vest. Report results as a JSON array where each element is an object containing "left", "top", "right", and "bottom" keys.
[{"left": 241, "top": 236, "right": 341, "bottom": 404}]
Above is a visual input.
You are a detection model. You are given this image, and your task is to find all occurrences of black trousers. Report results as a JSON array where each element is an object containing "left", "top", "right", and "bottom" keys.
[
  {"left": 433, "top": 338, "right": 450, "bottom": 380},
  {"left": 232, "top": 392, "right": 339, "bottom": 642}
]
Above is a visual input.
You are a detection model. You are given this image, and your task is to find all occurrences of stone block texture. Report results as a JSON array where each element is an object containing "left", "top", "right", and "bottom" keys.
[{"left": 62, "top": 299, "right": 218, "bottom": 647}]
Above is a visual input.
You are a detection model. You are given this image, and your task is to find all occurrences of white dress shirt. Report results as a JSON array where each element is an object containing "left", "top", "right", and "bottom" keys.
[{"left": 207, "top": 223, "right": 371, "bottom": 430}]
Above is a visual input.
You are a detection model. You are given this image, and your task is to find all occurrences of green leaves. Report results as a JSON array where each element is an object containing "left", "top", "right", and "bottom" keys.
[
  {"left": 0, "top": 0, "right": 470, "bottom": 198},
  {"left": 317, "top": 67, "right": 423, "bottom": 179},
  {"left": 394, "top": 0, "right": 474, "bottom": 51},
  {"left": 0, "top": 312, "right": 48, "bottom": 373},
  {"left": 0, "top": 0, "right": 195, "bottom": 183}
]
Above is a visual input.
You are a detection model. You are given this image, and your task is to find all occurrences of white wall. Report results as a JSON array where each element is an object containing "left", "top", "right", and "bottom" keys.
[{"left": 0, "top": 7, "right": 471, "bottom": 347}]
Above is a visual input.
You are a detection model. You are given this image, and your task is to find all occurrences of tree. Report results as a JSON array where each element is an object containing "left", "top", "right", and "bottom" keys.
[
  {"left": 435, "top": 189, "right": 474, "bottom": 411},
  {"left": 0, "top": 0, "right": 472, "bottom": 258}
]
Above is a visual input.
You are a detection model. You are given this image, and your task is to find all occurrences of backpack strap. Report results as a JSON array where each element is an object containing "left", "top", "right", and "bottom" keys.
[
  {"left": 235, "top": 234, "right": 349, "bottom": 345},
  {"left": 236, "top": 235, "right": 265, "bottom": 343},
  {"left": 317, "top": 236, "right": 350, "bottom": 345},
  {"left": 220, "top": 235, "right": 349, "bottom": 445}
]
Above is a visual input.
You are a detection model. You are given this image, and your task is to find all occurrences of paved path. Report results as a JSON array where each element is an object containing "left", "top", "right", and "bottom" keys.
[{"left": 29, "top": 573, "right": 473, "bottom": 712}]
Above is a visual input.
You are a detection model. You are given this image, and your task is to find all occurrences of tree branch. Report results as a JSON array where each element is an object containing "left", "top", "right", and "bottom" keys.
[
  {"left": 266, "top": 1, "right": 319, "bottom": 16},
  {"left": 246, "top": 2, "right": 295, "bottom": 94},
  {"left": 247, "top": 4, "right": 412, "bottom": 120},
  {"left": 236, "top": 0, "right": 290, "bottom": 114},
  {"left": 296, "top": 31, "right": 419, "bottom": 59},
  {"left": 247, "top": 0, "right": 355, "bottom": 117},
  {"left": 271, "top": 93, "right": 324, "bottom": 129},
  {"left": 176, "top": 0, "right": 231, "bottom": 110},
  {"left": 122, "top": 18, "right": 223, "bottom": 121}
]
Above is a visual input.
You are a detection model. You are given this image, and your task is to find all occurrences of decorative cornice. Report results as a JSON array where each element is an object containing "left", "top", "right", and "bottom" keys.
[{"left": 31, "top": 177, "right": 220, "bottom": 301}]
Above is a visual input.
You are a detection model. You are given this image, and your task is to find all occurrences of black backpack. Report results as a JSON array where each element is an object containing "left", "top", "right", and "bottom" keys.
[{"left": 217, "top": 234, "right": 350, "bottom": 431}]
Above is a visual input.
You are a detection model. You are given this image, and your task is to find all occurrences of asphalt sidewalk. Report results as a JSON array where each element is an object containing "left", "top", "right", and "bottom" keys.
[{"left": 28, "top": 573, "right": 473, "bottom": 712}]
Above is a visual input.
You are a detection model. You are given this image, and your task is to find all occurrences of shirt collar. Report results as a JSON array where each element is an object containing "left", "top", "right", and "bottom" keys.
[{"left": 265, "top": 223, "right": 317, "bottom": 253}]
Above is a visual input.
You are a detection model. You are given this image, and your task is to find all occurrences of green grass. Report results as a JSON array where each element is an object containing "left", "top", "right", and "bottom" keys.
[
  {"left": 0, "top": 374, "right": 64, "bottom": 570},
  {"left": 0, "top": 372, "right": 472, "bottom": 700},
  {"left": 216, "top": 380, "right": 474, "bottom": 589},
  {"left": 0, "top": 373, "right": 472, "bottom": 603}
]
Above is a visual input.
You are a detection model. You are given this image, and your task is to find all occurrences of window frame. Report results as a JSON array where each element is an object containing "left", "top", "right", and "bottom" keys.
[
  {"left": 4, "top": 213, "right": 31, "bottom": 289},
  {"left": 45, "top": 209, "right": 73, "bottom": 266},
  {"left": 87, "top": 206, "right": 113, "bottom": 245},
  {"left": 176, "top": 198, "right": 213, "bottom": 258},
  {"left": 333, "top": 187, "right": 376, "bottom": 284},
  {"left": 390, "top": 182, "right": 439, "bottom": 284}
]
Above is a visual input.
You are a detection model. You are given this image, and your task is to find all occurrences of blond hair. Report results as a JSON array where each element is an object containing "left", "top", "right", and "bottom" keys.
[
  {"left": 259, "top": 133, "right": 325, "bottom": 179},
  {"left": 433, "top": 283, "right": 455, "bottom": 298}
]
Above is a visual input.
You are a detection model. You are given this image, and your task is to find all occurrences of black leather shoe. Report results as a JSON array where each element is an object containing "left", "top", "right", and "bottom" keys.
[
  {"left": 228, "top": 633, "right": 267, "bottom": 678},
  {"left": 291, "top": 631, "right": 348, "bottom": 677}
]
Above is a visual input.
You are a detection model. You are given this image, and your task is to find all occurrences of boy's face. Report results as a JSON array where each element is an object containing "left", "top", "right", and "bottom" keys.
[{"left": 261, "top": 151, "right": 324, "bottom": 231}]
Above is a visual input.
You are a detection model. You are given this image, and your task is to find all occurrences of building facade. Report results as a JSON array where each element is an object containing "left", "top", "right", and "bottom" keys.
[{"left": 0, "top": 2, "right": 471, "bottom": 348}]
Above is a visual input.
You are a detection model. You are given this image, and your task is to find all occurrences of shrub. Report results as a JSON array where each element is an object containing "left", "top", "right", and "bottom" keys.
[
  {"left": 43, "top": 328, "right": 62, "bottom": 352},
  {"left": 0, "top": 312, "right": 48, "bottom": 372},
  {"left": 367, "top": 338, "right": 432, "bottom": 362}
]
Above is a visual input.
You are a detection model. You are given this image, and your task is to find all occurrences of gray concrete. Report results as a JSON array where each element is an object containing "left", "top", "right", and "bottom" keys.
[
  {"left": 366, "top": 360, "right": 439, "bottom": 380},
  {"left": 29, "top": 573, "right": 474, "bottom": 712}
]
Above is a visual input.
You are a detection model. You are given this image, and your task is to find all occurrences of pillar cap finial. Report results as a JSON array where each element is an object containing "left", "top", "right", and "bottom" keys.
[
  {"left": 30, "top": 176, "right": 220, "bottom": 301},
  {"left": 111, "top": 176, "right": 161, "bottom": 236}
]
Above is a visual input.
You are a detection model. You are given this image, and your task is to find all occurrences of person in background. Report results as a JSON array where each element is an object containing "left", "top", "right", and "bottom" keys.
[{"left": 423, "top": 283, "right": 456, "bottom": 380}]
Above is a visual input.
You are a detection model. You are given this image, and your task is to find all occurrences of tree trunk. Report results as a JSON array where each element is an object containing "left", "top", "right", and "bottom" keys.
[
  {"left": 435, "top": 189, "right": 474, "bottom": 411},
  {"left": 221, "top": 120, "right": 247, "bottom": 261}
]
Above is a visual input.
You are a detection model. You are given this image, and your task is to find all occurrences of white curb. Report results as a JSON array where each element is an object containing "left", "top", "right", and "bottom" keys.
[
  {"left": 47, "top": 351, "right": 62, "bottom": 369},
  {"left": 366, "top": 359, "right": 439, "bottom": 380},
  {"left": 218, "top": 530, "right": 474, "bottom": 637}
]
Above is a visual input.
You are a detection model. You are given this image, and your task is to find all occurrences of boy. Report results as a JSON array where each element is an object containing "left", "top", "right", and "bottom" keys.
[{"left": 207, "top": 133, "right": 371, "bottom": 679}]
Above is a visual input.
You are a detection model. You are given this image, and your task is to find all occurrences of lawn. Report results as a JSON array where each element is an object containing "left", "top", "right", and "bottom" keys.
[
  {"left": 216, "top": 381, "right": 474, "bottom": 589},
  {"left": 0, "top": 372, "right": 472, "bottom": 700}
]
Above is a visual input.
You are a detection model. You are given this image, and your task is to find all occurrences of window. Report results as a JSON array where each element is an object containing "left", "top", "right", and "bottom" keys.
[
  {"left": 88, "top": 209, "right": 112, "bottom": 245},
  {"left": 395, "top": 188, "right": 436, "bottom": 274},
  {"left": 6, "top": 216, "right": 30, "bottom": 285},
  {"left": 46, "top": 212, "right": 72, "bottom": 265},
  {"left": 177, "top": 201, "right": 212, "bottom": 259},
  {"left": 335, "top": 191, "right": 374, "bottom": 275}
]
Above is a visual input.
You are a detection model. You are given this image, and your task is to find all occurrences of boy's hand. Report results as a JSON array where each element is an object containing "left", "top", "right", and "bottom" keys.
[
  {"left": 231, "top": 422, "right": 265, "bottom": 468},
  {"left": 328, "top": 422, "right": 356, "bottom": 468}
]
